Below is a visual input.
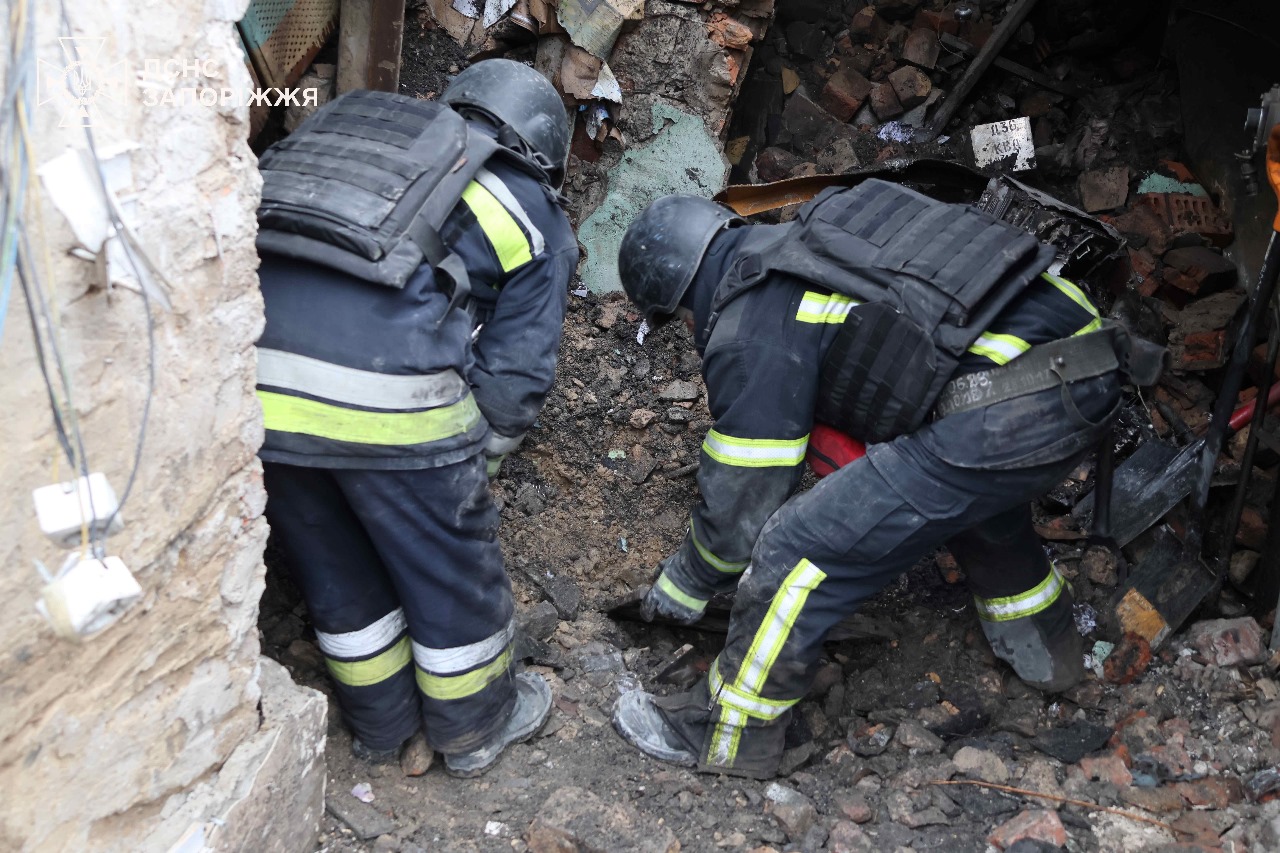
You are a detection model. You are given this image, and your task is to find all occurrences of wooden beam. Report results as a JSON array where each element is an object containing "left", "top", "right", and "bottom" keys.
[{"left": 337, "top": 0, "right": 405, "bottom": 94}]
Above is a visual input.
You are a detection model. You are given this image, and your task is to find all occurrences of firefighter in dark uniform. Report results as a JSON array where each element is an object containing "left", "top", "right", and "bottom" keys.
[
  {"left": 611, "top": 183, "right": 1161, "bottom": 779},
  {"left": 255, "top": 60, "right": 578, "bottom": 777}
]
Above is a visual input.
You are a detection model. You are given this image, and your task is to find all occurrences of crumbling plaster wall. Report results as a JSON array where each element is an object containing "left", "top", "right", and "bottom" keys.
[{"left": 0, "top": 1, "right": 324, "bottom": 851}]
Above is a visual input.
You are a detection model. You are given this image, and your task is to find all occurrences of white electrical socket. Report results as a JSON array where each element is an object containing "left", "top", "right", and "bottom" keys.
[
  {"left": 36, "top": 555, "right": 142, "bottom": 640},
  {"left": 32, "top": 473, "right": 123, "bottom": 548}
]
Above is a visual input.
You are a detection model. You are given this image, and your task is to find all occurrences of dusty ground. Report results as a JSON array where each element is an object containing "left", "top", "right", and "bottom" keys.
[
  {"left": 260, "top": 292, "right": 1280, "bottom": 853},
  {"left": 253, "top": 7, "right": 1280, "bottom": 852}
]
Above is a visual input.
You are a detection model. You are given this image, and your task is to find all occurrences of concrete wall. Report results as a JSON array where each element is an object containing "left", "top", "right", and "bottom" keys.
[{"left": 0, "top": 1, "right": 325, "bottom": 850}]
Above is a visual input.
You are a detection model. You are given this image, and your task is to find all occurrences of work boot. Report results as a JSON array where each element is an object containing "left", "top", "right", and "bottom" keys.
[
  {"left": 351, "top": 736, "right": 404, "bottom": 764},
  {"left": 443, "top": 672, "right": 551, "bottom": 778},
  {"left": 980, "top": 586, "right": 1085, "bottom": 693},
  {"left": 612, "top": 690, "right": 698, "bottom": 767}
]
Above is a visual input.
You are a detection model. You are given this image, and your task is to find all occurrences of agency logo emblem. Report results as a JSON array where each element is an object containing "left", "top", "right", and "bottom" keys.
[{"left": 37, "top": 37, "right": 128, "bottom": 127}]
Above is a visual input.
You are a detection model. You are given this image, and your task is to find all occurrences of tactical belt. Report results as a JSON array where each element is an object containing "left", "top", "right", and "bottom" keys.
[{"left": 932, "top": 331, "right": 1120, "bottom": 420}]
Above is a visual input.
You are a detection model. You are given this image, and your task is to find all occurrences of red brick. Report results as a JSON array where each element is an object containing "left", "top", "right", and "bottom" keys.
[
  {"left": 851, "top": 7, "right": 886, "bottom": 41},
  {"left": 902, "top": 28, "right": 940, "bottom": 68},
  {"left": 887, "top": 66, "right": 931, "bottom": 108},
  {"left": 1104, "top": 633, "right": 1152, "bottom": 685},
  {"left": 913, "top": 8, "right": 959, "bottom": 35},
  {"left": 1237, "top": 505, "right": 1269, "bottom": 550},
  {"left": 1121, "top": 786, "right": 1185, "bottom": 813},
  {"left": 988, "top": 810, "right": 1066, "bottom": 850},
  {"left": 869, "top": 81, "right": 904, "bottom": 119},
  {"left": 1128, "top": 248, "right": 1160, "bottom": 296},
  {"left": 1176, "top": 777, "right": 1245, "bottom": 809},
  {"left": 1136, "top": 193, "right": 1234, "bottom": 247},
  {"left": 1175, "top": 329, "right": 1228, "bottom": 371},
  {"left": 1186, "top": 617, "right": 1269, "bottom": 666},
  {"left": 1113, "top": 206, "right": 1175, "bottom": 254},
  {"left": 1162, "top": 246, "right": 1236, "bottom": 296},
  {"left": 1169, "top": 811, "right": 1223, "bottom": 845},
  {"left": 820, "top": 67, "right": 873, "bottom": 122},
  {"left": 1080, "top": 754, "right": 1134, "bottom": 787}
]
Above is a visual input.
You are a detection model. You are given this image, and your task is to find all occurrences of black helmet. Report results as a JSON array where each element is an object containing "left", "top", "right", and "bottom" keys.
[
  {"left": 618, "top": 195, "right": 746, "bottom": 325},
  {"left": 443, "top": 59, "right": 571, "bottom": 187}
]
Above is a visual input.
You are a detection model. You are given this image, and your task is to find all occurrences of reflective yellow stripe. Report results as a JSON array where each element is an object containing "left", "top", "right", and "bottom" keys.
[
  {"left": 709, "top": 660, "right": 790, "bottom": 720},
  {"left": 974, "top": 565, "right": 1064, "bottom": 622},
  {"left": 690, "top": 521, "right": 748, "bottom": 574},
  {"left": 967, "top": 331, "right": 1031, "bottom": 365},
  {"left": 461, "top": 180, "right": 533, "bottom": 272},
  {"left": 1041, "top": 273, "right": 1099, "bottom": 317},
  {"left": 709, "top": 559, "right": 826, "bottom": 766},
  {"left": 416, "top": 648, "right": 512, "bottom": 700},
  {"left": 656, "top": 574, "right": 708, "bottom": 612},
  {"left": 703, "top": 429, "right": 808, "bottom": 468},
  {"left": 326, "top": 637, "right": 412, "bottom": 687},
  {"left": 258, "top": 390, "right": 482, "bottom": 446},
  {"left": 796, "top": 291, "right": 859, "bottom": 324},
  {"left": 1073, "top": 317, "right": 1103, "bottom": 336}
]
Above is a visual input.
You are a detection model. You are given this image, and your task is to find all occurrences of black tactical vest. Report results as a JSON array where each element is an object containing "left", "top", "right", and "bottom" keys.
[
  {"left": 710, "top": 179, "right": 1056, "bottom": 443},
  {"left": 256, "top": 90, "right": 543, "bottom": 294}
]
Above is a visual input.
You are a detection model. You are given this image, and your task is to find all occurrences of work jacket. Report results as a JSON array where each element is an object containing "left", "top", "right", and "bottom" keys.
[
  {"left": 256, "top": 143, "right": 578, "bottom": 470},
  {"left": 671, "top": 224, "right": 1103, "bottom": 592}
]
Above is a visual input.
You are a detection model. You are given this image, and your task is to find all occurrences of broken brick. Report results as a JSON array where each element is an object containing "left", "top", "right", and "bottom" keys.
[
  {"left": 869, "top": 81, "right": 904, "bottom": 120},
  {"left": 820, "top": 67, "right": 873, "bottom": 122},
  {"left": 1176, "top": 777, "right": 1245, "bottom": 809},
  {"left": 1103, "top": 633, "right": 1152, "bottom": 685},
  {"left": 756, "top": 147, "right": 805, "bottom": 183},
  {"left": 902, "top": 28, "right": 940, "bottom": 68},
  {"left": 1080, "top": 754, "right": 1133, "bottom": 787},
  {"left": 1112, "top": 205, "right": 1175, "bottom": 254},
  {"left": 913, "top": 8, "right": 959, "bottom": 35},
  {"left": 1121, "top": 785, "right": 1185, "bottom": 814},
  {"left": 1185, "top": 617, "right": 1269, "bottom": 667},
  {"left": 887, "top": 66, "right": 931, "bottom": 108},
  {"left": 851, "top": 7, "right": 887, "bottom": 41},
  {"left": 1128, "top": 247, "right": 1161, "bottom": 297},
  {"left": 1174, "top": 329, "right": 1228, "bottom": 371},
  {"left": 1162, "top": 246, "right": 1237, "bottom": 296},
  {"left": 706, "top": 12, "right": 754, "bottom": 50},
  {"left": 1136, "top": 193, "right": 1234, "bottom": 247},
  {"left": 1077, "top": 166, "right": 1130, "bottom": 213},
  {"left": 988, "top": 810, "right": 1066, "bottom": 850}
]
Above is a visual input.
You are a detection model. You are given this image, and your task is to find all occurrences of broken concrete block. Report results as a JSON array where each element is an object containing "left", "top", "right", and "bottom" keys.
[
  {"left": 1077, "top": 166, "right": 1130, "bottom": 213},
  {"left": 1184, "top": 617, "right": 1269, "bottom": 667},
  {"left": 869, "top": 81, "right": 904, "bottom": 120},
  {"left": 888, "top": 66, "right": 931, "bottom": 108},
  {"left": 327, "top": 792, "right": 396, "bottom": 841},
  {"left": 902, "top": 28, "right": 940, "bottom": 68},
  {"left": 518, "top": 600, "right": 560, "bottom": 641},
  {"left": 970, "top": 117, "right": 1036, "bottom": 171},
  {"left": 820, "top": 67, "right": 873, "bottom": 121},
  {"left": 953, "top": 746, "right": 1009, "bottom": 784},
  {"left": 1112, "top": 205, "right": 1176, "bottom": 254},
  {"left": 1162, "top": 245, "right": 1237, "bottom": 296},
  {"left": 988, "top": 810, "right": 1067, "bottom": 850},
  {"left": 781, "top": 92, "right": 839, "bottom": 153},
  {"left": 764, "top": 782, "right": 817, "bottom": 840},
  {"left": 827, "top": 820, "right": 877, "bottom": 853},
  {"left": 525, "top": 787, "right": 679, "bottom": 853}
]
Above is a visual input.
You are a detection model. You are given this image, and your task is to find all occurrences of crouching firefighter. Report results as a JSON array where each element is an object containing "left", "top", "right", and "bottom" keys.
[
  {"left": 611, "top": 181, "right": 1165, "bottom": 779},
  {"left": 254, "top": 60, "right": 578, "bottom": 776}
]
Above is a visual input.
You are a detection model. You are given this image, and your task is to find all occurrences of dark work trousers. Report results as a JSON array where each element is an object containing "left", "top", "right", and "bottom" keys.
[
  {"left": 665, "top": 373, "right": 1122, "bottom": 778},
  {"left": 263, "top": 457, "right": 516, "bottom": 754}
]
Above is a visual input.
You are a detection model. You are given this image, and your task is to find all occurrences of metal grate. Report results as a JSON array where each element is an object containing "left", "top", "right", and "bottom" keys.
[{"left": 239, "top": 0, "right": 338, "bottom": 91}]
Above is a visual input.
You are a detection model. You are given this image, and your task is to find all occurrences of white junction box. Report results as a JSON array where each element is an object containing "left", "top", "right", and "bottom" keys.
[
  {"left": 38, "top": 555, "right": 143, "bottom": 640},
  {"left": 32, "top": 473, "right": 123, "bottom": 548}
]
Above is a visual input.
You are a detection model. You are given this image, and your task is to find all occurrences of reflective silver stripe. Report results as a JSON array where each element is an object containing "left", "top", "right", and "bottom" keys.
[
  {"left": 316, "top": 608, "right": 408, "bottom": 658},
  {"left": 475, "top": 167, "right": 545, "bottom": 257},
  {"left": 257, "top": 349, "right": 468, "bottom": 410},
  {"left": 709, "top": 707, "right": 746, "bottom": 765},
  {"left": 412, "top": 620, "right": 515, "bottom": 675},
  {"left": 737, "top": 559, "right": 826, "bottom": 694},
  {"left": 702, "top": 429, "right": 808, "bottom": 468},
  {"left": 485, "top": 430, "right": 525, "bottom": 456}
]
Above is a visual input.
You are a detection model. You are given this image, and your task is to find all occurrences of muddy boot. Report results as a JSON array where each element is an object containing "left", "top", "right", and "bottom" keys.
[
  {"left": 351, "top": 736, "right": 404, "bottom": 764},
  {"left": 443, "top": 672, "right": 552, "bottom": 778},
  {"left": 980, "top": 582, "right": 1084, "bottom": 694},
  {"left": 613, "top": 690, "right": 699, "bottom": 767}
]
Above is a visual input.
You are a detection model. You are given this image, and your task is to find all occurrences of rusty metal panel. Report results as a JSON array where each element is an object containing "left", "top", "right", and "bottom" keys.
[{"left": 239, "top": 0, "right": 339, "bottom": 91}]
